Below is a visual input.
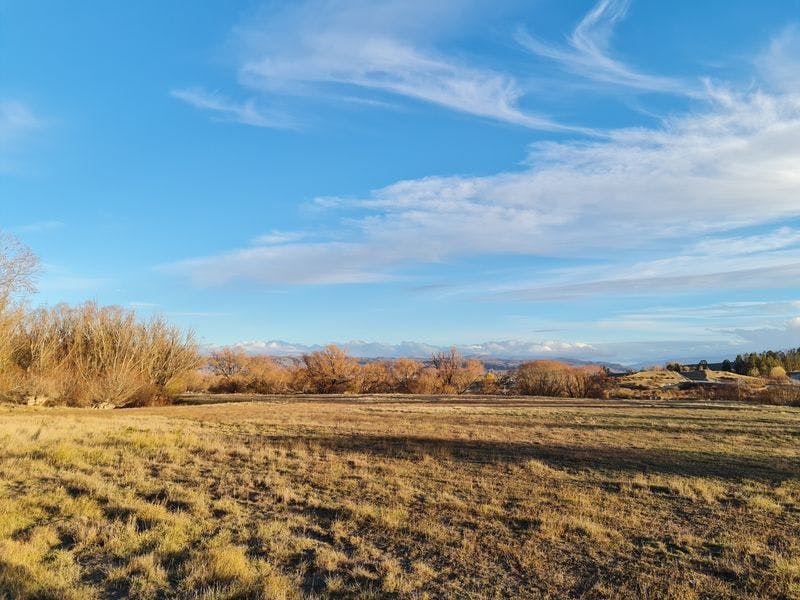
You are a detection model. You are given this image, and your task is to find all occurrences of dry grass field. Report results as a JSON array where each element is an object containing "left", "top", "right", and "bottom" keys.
[{"left": 0, "top": 395, "right": 798, "bottom": 599}]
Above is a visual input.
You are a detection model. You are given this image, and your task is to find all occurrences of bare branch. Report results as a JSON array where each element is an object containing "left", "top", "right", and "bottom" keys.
[{"left": 0, "top": 231, "right": 39, "bottom": 299}]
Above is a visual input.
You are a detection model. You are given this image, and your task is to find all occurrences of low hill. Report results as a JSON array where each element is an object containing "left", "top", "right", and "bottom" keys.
[{"left": 614, "top": 369, "right": 689, "bottom": 390}]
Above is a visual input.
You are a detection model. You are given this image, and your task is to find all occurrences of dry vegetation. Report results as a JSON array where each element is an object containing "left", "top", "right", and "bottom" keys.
[
  {"left": 201, "top": 346, "right": 491, "bottom": 397},
  {"left": 6, "top": 303, "right": 200, "bottom": 407},
  {"left": 0, "top": 232, "right": 199, "bottom": 408},
  {"left": 1, "top": 395, "right": 798, "bottom": 599},
  {"left": 611, "top": 368, "right": 800, "bottom": 406},
  {"left": 199, "top": 347, "right": 607, "bottom": 400}
]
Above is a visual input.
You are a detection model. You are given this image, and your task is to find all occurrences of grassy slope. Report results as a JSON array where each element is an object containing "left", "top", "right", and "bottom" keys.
[
  {"left": 0, "top": 396, "right": 798, "bottom": 599},
  {"left": 615, "top": 370, "right": 690, "bottom": 388}
]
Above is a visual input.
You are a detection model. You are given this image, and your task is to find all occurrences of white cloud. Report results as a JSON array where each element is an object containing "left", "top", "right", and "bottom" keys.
[
  {"left": 35, "top": 263, "right": 108, "bottom": 294},
  {"left": 169, "top": 242, "right": 403, "bottom": 286},
  {"left": 724, "top": 318, "right": 800, "bottom": 350},
  {"left": 217, "top": 338, "right": 599, "bottom": 360},
  {"left": 516, "top": 0, "right": 694, "bottom": 95},
  {"left": 170, "top": 88, "right": 800, "bottom": 290},
  {"left": 212, "top": 336, "right": 770, "bottom": 366},
  {"left": 758, "top": 25, "right": 800, "bottom": 93},
  {"left": 611, "top": 300, "right": 800, "bottom": 324},
  {"left": 176, "top": 0, "right": 581, "bottom": 132},
  {"left": 503, "top": 263, "right": 800, "bottom": 301},
  {"left": 502, "top": 231, "right": 800, "bottom": 300},
  {"left": 252, "top": 230, "right": 306, "bottom": 245},
  {"left": 170, "top": 87, "right": 298, "bottom": 129},
  {"left": 239, "top": 33, "right": 570, "bottom": 131},
  {"left": 688, "top": 227, "right": 800, "bottom": 257},
  {"left": 226, "top": 339, "right": 440, "bottom": 358}
]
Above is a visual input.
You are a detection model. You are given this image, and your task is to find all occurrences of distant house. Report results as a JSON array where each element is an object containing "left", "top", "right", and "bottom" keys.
[{"left": 789, "top": 372, "right": 800, "bottom": 383}]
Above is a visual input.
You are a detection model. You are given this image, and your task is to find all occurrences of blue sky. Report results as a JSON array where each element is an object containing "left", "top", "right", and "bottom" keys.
[{"left": 3, "top": 0, "right": 800, "bottom": 364}]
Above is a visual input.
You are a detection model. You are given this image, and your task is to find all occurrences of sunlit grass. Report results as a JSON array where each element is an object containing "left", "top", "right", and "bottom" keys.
[{"left": 0, "top": 396, "right": 798, "bottom": 598}]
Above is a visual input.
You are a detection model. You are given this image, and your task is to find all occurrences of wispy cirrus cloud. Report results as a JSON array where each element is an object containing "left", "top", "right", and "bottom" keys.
[
  {"left": 168, "top": 2, "right": 800, "bottom": 355},
  {"left": 252, "top": 230, "right": 307, "bottom": 245},
  {"left": 503, "top": 262, "right": 800, "bottom": 301},
  {"left": 757, "top": 25, "right": 800, "bottom": 93},
  {"left": 169, "top": 84, "right": 800, "bottom": 289},
  {"left": 176, "top": 0, "right": 586, "bottom": 132},
  {"left": 170, "top": 87, "right": 299, "bottom": 129},
  {"left": 238, "top": 32, "right": 571, "bottom": 132},
  {"left": 723, "top": 317, "right": 800, "bottom": 350},
  {"left": 516, "top": 0, "right": 696, "bottom": 95},
  {"left": 169, "top": 241, "right": 404, "bottom": 286},
  {"left": 502, "top": 225, "right": 800, "bottom": 300}
]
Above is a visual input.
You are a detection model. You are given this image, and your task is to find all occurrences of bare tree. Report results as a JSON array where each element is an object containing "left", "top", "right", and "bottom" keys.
[
  {"left": 0, "top": 231, "right": 39, "bottom": 300},
  {"left": 208, "top": 347, "right": 249, "bottom": 379},
  {"left": 0, "top": 232, "right": 39, "bottom": 393}
]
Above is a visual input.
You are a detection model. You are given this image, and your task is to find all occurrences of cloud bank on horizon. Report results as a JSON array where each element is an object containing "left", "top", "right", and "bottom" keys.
[
  {"left": 6, "top": 0, "right": 800, "bottom": 364},
  {"left": 215, "top": 307, "right": 800, "bottom": 367}
]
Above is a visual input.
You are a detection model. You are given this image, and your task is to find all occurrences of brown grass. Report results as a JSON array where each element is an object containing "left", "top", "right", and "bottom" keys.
[{"left": 0, "top": 395, "right": 798, "bottom": 598}]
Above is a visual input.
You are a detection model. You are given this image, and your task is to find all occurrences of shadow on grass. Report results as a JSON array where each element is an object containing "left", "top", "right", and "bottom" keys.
[
  {"left": 0, "top": 560, "right": 51, "bottom": 599},
  {"left": 533, "top": 421, "right": 800, "bottom": 438},
  {"left": 173, "top": 393, "right": 730, "bottom": 410},
  {"left": 261, "top": 432, "right": 798, "bottom": 483}
]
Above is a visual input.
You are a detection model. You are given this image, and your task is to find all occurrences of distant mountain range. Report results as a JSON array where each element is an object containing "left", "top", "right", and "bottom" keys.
[{"left": 209, "top": 339, "right": 630, "bottom": 372}]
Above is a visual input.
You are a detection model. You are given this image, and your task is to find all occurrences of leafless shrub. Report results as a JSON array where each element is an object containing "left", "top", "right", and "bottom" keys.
[
  {"left": 515, "top": 360, "right": 607, "bottom": 398},
  {"left": 698, "top": 383, "right": 746, "bottom": 402},
  {"left": 7, "top": 303, "right": 199, "bottom": 407},
  {"left": 753, "top": 384, "right": 800, "bottom": 407}
]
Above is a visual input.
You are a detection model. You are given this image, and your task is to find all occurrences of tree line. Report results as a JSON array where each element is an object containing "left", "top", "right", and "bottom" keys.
[
  {"left": 668, "top": 349, "right": 800, "bottom": 378},
  {"left": 199, "top": 345, "right": 608, "bottom": 398},
  {"left": 727, "top": 350, "right": 800, "bottom": 377}
]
